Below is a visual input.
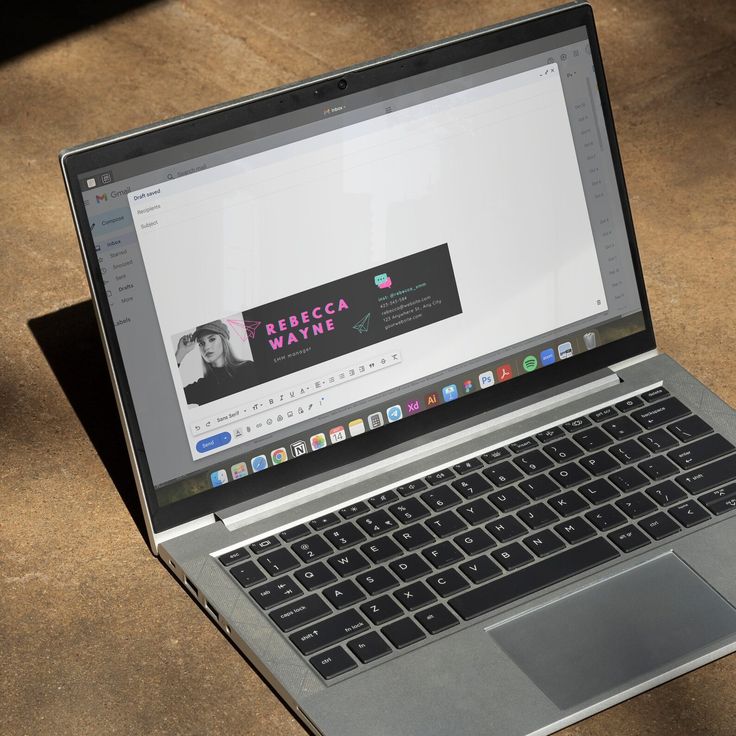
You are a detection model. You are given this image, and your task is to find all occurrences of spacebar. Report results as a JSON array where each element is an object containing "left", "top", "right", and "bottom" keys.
[{"left": 449, "top": 538, "right": 619, "bottom": 621}]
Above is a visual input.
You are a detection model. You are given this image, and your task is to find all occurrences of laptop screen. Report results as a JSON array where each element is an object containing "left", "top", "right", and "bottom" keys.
[{"left": 71, "top": 20, "right": 648, "bottom": 529}]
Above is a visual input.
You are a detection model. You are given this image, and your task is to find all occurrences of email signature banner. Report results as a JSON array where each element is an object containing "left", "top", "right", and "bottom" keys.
[{"left": 234, "top": 243, "right": 463, "bottom": 388}]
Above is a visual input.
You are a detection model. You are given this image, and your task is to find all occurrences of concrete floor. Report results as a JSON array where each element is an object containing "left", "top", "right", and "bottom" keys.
[{"left": 1, "top": 1, "right": 735, "bottom": 734}]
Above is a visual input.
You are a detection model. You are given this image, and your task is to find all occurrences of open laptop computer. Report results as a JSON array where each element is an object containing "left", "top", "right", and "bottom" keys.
[{"left": 60, "top": 2, "right": 736, "bottom": 734}]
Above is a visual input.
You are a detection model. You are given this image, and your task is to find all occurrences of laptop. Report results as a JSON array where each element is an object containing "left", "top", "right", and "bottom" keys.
[{"left": 60, "top": 3, "right": 736, "bottom": 734}]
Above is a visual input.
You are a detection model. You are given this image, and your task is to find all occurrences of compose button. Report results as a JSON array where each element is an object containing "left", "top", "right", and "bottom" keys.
[{"left": 196, "top": 432, "right": 232, "bottom": 454}]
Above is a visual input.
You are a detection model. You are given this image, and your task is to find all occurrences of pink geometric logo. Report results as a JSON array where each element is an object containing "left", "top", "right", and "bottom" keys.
[{"left": 227, "top": 319, "right": 261, "bottom": 341}]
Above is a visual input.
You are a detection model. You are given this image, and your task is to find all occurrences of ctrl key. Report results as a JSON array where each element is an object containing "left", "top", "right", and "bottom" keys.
[{"left": 309, "top": 646, "right": 357, "bottom": 680}]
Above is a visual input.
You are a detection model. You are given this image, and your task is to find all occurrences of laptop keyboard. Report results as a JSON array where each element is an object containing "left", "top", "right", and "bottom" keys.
[{"left": 218, "top": 386, "right": 736, "bottom": 680}]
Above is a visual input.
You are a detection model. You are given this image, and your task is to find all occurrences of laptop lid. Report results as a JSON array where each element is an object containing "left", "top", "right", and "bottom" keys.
[{"left": 60, "top": 1, "right": 654, "bottom": 548}]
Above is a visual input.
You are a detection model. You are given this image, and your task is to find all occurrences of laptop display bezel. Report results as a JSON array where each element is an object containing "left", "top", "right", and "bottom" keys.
[{"left": 60, "top": 2, "right": 656, "bottom": 536}]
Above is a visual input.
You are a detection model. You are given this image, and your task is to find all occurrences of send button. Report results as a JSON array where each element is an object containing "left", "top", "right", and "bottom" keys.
[{"left": 196, "top": 431, "right": 232, "bottom": 454}]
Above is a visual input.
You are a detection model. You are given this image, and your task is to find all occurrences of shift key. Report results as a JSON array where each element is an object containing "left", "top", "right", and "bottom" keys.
[
  {"left": 677, "top": 454, "right": 736, "bottom": 494},
  {"left": 290, "top": 609, "right": 369, "bottom": 655}
]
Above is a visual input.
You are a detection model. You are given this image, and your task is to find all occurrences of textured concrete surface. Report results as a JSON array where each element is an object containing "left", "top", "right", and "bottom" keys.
[{"left": 1, "top": 1, "right": 735, "bottom": 734}]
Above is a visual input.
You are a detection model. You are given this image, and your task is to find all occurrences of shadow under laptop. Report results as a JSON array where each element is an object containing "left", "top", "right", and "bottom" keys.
[{"left": 28, "top": 300, "right": 147, "bottom": 542}]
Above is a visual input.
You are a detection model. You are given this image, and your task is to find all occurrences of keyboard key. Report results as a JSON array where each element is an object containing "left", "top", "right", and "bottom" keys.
[
  {"left": 641, "top": 386, "right": 670, "bottom": 402},
  {"left": 562, "top": 416, "right": 592, "bottom": 432},
  {"left": 676, "top": 454, "right": 736, "bottom": 494},
  {"left": 295, "top": 562, "right": 337, "bottom": 590},
  {"left": 667, "top": 415, "right": 712, "bottom": 442},
  {"left": 290, "top": 609, "right": 369, "bottom": 655},
  {"left": 487, "top": 515, "right": 527, "bottom": 542},
  {"left": 536, "top": 426, "right": 565, "bottom": 443},
  {"left": 481, "top": 447, "right": 510, "bottom": 464},
  {"left": 609, "top": 467, "right": 648, "bottom": 493},
  {"left": 356, "top": 510, "right": 399, "bottom": 537},
  {"left": 425, "top": 510, "right": 467, "bottom": 538},
  {"left": 218, "top": 547, "right": 249, "bottom": 566},
  {"left": 646, "top": 480, "right": 687, "bottom": 507},
  {"left": 270, "top": 594, "right": 331, "bottom": 632},
  {"left": 280, "top": 524, "right": 310, "bottom": 543},
  {"left": 572, "top": 427, "right": 612, "bottom": 452},
  {"left": 513, "top": 449, "right": 553, "bottom": 474},
  {"left": 451, "top": 473, "right": 491, "bottom": 498},
  {"left": 590, "top": 406, "right": 617, "bottom": 422},
  {"left": 250, "top": 536, "right": 281, "bottom": 554},
  {"left": 670, "top": 501, "right": 711, "bottom": 528},
  {"left": 382, "top": 618, "right": 426, "bottom": 649},
  {"left": 601, "top": 416, "right": 640, "bottom": 440},
  {"left": 631, "top": 397, "right": 689, "bottom": 430},
  {"left": 310, "top": 513, "right": 340, "bottom": 530},
  {"left": 483, "top": 461, "right": 524, "bottom": 487},
  {"left": 258, "top": 548, "right": 300, "bottom": 576},
  {"left": 509, "top": 437, "right": 538, "bottom": 453},
  {"left": 421, "top": 485, "right": 462, "bottom": 511},
  {"left": 488, "top": 486, "right": 529, "bottom": 513},
  {"left": 638, "top": 455, "right": 678, "bottom": 480},
  {"left": 639, "top": 428, "right": 679, "bottom": 453},
  {"left": 457, "top": 498, "right": 498, "bottom": 525},
  {"left": 549, "top": 462, "right": 590, "bottom": 488},
  {"left": 698, "top": 484, "right": 736, "bottom": 515},
  {"left": 393, "top": 522, "right": 435, "bottom": 551},
  {"left": 543, "top": 438, "right": 583, "bottom": 463},
  {"left": 367, "top": 490, "right": 399, "bottom": 508},
  {"left": 426, "top": 468, "right": 455, "bottom": 485},
  {"left": 492, "top": 542, "right": 534, "bottom": 571},
  {"left": 638, "top": 513, "right": 681, "bottom": 541},
  {"left": 450, "top": 538, "right": 619, "bottom": 620},
  {"left": 615, "top": 396, "right": 644, "bottom": 412},
  {"left": 250, "top": 576, "right": 302, "bottom": 610},
  {"left": 578, "top": 451, "right": 620, "bottom": 476},
  {"left": 361, "top": 536, "right": 402, "bottom": 564},
  {"left": 230, "top": 560, "right": 267, "bottom": 588},
  {"left": 310, "top": 646, "right": 357, "bottom": 679},
  {"left": 547, "top": 490, "right": 589, "bottom": 517},
  {"left": 518, "top": 474, "right": 560, "bottom": 500},
  {"left": 396, "top": 479, "right": 427, "bottom": 496},
  {"left": 426, "top": 569, "right": 470, "bottom": 598},
  {"left": 422, "top": 541, "right": 463, "bottom": 569},
  {"left": 554, "top": 516, "right": 596, "bottom": 544},
  {"left": 339, "top": 501, "right": 370, "bottom": 519},
  {"left": 578, "top": 478, "right": 619, "bottom": 505},
  {"left": 348, "top": 632, "right": 391, "bottom": 663},
  {"left": 390, "top": 553, "right": 432, "bottom": 582},
  {"left": 668, "top": 434, "right": 735, "bottom": 470},
  {"left": 355, "top": 567, "right": 399, "bottom": 596},
  {"left": 415, "top": 603, "right": 460, "bottom": 634},
  {"left": 608, "top": 525, "right": 651, "bottom": 553},
  {"left": 586, "top": 504, "right": 627, "bottom": 531},
  {"left": 324, "top": 522, "right": 366, "bottom": 550},
  {"left": 453, "top": 457, "right": 483, "bottom": 475},
  {"left": 616, "top": 492, "right": 658, "bottom": 519},
  {"left": 459, "top": 555, "right": 502, "bottom": 584},
  {"left": 388, "top": 497, "right": 430, "bottom": 523},
  {"left": 360, "top": 595, "right": 403, "bottom": 625},
  {"left": 327, "top": 549, "right": 370, "bottom": 577},
  {"left": 523, "top": 529, "right": 565, "bottom": 557},
  {"left": 394, "top": 581, "right": 437, "bottom": 611},
  {"left": 323, "top": 579, "right": 366, "bottom": 609},
  {"left": 293, "top": 535, "right": 333, "bottom": 563},
  {"left": 609, "top": 439, "right": 650, "bottom": 465},
  {"left": 517, "top": 502, "right": 559, "bottom": 530},
  {"left": 453, "top": 528, "right": 495, "bottom": 556}
]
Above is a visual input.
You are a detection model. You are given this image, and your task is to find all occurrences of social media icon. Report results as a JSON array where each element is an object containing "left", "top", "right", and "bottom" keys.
[
  {"left": 406, "top": 399, "right": 421, "bottom": 415},
  {"left": 463, "top": 379, "right": 473, "bottom": 393},
  {"left": 522, "top": 355, "right": 538, "bottom": 372},
  {"left": 230, "top": 462, "right": 248, "bottom": 480},
  {"left": 387, "top": 405, "right": 403, "bottom": 422},
  {"left": 540, "top": 348, "right": 556, "bottom": 366},
  {"left": 310, "top": 433, "right": 327, "bottom": 450},
  {"left": 271, "top": 447, "right": 288, "bottom": 464},
  {"left": 251, "top": 455, "right": 268, "bottom": 472},
  {"left": 558, "top": 341, "right": 573, "bottom": 359},
  {"left": 210, "top": 469, "right": 228, "bottom": 487},
  {"left": 425, "top": 392, "right": 439, "bottom": 406},
  {"left": 374, "top": 272, "right": 392, "bottom": 289},
  {"left": 348, "top": 419, "right": 366, "bottom": 436},
  {"left": 478, "top": 371, "right": 495, "bottom": 389},
  {"left": 496, "top": 364, "right": 513, "bottom": 382},
  {"left": 367, "top": 412, "right": 384, "bottom": 429},
  {"left": 290, "top": 440, "right": 307, "bottom": 457},
  {"left": 329, "top": 426, "right": 347, "bottom": 443},
  {"left": 442, "top": 384, "right": 459, "bottom": 402}
]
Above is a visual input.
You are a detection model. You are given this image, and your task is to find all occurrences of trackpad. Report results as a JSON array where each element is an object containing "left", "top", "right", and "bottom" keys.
[{"left": 488, "top": 553, "right": 736, "bottom": 711}]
